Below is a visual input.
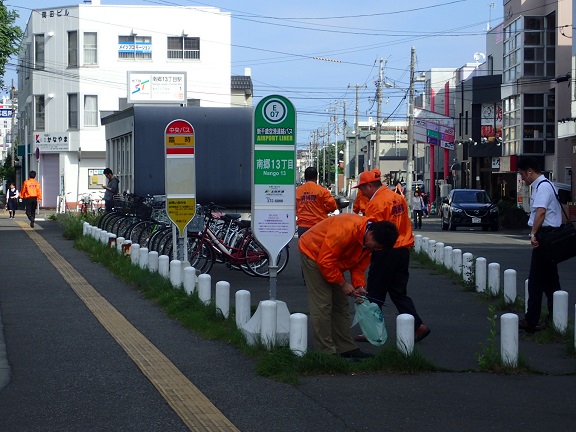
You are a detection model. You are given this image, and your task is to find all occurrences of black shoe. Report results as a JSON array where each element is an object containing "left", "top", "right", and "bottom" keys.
[
  {"left": 340, "top": 348, "right": 374, "bottom": 360},
  {"left": 415, "top": 324, "right": 431, "bottom": 342},
  {"left": 30, "top": 221, "right": 34, "bottom": 228},
  {"left": 519, "top": 319, "right": 536, "bottom": 334}
]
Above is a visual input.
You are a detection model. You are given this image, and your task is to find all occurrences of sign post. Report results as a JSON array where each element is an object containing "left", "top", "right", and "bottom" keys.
[
  {"left": 164, "top": 119, "right": 196, "bottom": 261},
  {"left": 252, "top": 95, "right": 296, "bottom": 300}
]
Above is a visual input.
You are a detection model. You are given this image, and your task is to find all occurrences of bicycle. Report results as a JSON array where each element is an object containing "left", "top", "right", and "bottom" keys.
[{"left": 171, "top": 203, "right": 290, "bottom": 277}]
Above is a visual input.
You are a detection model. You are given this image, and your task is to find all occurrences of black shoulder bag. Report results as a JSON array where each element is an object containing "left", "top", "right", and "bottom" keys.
[{"left": 535, "top": 180, "right": 576, "bottom": 264}]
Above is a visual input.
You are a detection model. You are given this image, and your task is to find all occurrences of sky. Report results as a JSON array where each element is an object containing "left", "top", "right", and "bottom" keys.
[{"left": 4, "top": 0, "right": 500, "bottom": 149}]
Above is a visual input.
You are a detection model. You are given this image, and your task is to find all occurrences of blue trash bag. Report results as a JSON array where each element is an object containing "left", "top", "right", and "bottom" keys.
[{"left": 351, "top": 297, "right": 387, "bottom": 346}]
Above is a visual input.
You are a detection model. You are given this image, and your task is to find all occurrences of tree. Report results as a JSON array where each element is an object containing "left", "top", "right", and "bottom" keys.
[{"left": 0, "top": 1, "right": 23, "bottom": 89}]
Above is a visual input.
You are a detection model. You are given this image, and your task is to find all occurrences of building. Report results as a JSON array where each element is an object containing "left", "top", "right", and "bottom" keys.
[
  {"left": 500, "top": 0, "right": 572, "bottom": 209},
  {"left": 17, "top": 1, "right": 231, "bottom": 208}
]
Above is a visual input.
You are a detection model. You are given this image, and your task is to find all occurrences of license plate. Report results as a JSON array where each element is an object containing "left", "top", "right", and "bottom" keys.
[{"left": 472, "top": 217, "right": 481, "bottom": 224}]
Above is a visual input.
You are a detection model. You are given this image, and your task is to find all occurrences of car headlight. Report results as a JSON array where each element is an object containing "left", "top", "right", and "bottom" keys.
[
  {"left": 490, "top": 207, "right": 499, "bottom": 213},
  {"left": 451, "top": 207, "right": 463, "bottom": 213}
]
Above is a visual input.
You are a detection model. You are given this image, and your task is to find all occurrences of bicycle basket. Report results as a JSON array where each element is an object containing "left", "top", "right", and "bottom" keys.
[{"left": 188, "top": 205, "right": 205, "bottom": 232}]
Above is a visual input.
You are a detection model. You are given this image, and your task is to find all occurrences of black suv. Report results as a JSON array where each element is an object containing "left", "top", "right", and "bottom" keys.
[{"left": 441, "top": 189, "right": 499, "bottom": 231}]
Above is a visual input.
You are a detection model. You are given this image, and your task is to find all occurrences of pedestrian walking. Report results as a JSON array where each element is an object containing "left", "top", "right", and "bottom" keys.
[
  {"left": 20, "top": 171, "right": 42, "bottom": 228},
  {"left": 411, "top": 190, "right": 425, "bottom": 230},
  {"left": 296, "top": 167, "right": 338, "bottom": 237},
  {"left": 103, "top": 168, "right": 119, "bottom": 213},
  {"left": 517, "top": 156, "right": 563, "bottom": 333},
  {"left": 299, "top": 213, "right": 398, "bottom": 359},
  {"left": 353, "top": 169, "right": 431, "bottom": 343},
  {"left": 5, "top": 182, "right": 19, "bottom": 219}
]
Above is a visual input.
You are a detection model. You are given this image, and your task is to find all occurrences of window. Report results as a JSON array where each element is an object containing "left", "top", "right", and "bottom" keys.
[
  {"left": 84, "top": 95, "right": 98, "bottom": 127},
  {"left": 34, "top": 34, "right": 45, "bottom": 70},
  {"left": 118, "top": 35, "right": 152, "bottom": 60},
  {"left": 68, "top": 31, "right": 78, "bottom": 67},
  {"left": 35, "top": 95, "right": 45, "bottom": 131},
  {"left": 83, "top": 32, "right": 97, "bottom": 65},
  {"left": 68, "top": 93, "right": 78, "bottom": 129},
  {"left": 167, "top": 36, "right": 200, "bottom": 60}
]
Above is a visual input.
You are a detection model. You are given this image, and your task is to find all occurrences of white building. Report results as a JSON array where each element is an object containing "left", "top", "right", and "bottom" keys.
[{"left": 17, "top": 1, "right": 231, "bottom": 208}]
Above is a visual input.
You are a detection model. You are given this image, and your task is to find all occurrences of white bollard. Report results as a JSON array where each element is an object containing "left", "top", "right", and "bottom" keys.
[
  {"left": 500, "top": 313, "right": 519, "bottom": 368},
  {"left": 503, "top": 269, "right": 517, "bottom": 304},
  {"left": 93, "top": 228, "right": 102, "bottom": 240},
  {"left": 198, "top": 274, "right": 211, "bottom": 304},
  {"left": 552, "top": 290, "right": 569, "bottom": 334},
  {"left": 107, "top": 233, "right": 117, "bottom": 248},
  {"left": 235, "top": 290, "right": 251, "bottom": 328},
  {"left": 487, "top": 262, "right": 500, "bottom": 296},
  {"left": 475, "top": 257, "right": 487, "bottom": 292},
  {"left": 260, "top": 300, "right": 278, "bottom": 349},
  {"left": 116, "top": 237, "right": 125, "bottom": 253},
  {"left": 427, "top": 239, "right": 436, "bottom": 260},
  {"left": 524, "top": 279, "right": 530, "bottom": 314},
  {"left": 421, "top": 237, "right": 429, "bottom": 255},
  {"left": 100, "top": 230, "right": 108, "bottom": 244},
  {"left": 158, "top": 255, "right": 170, "bottom": 278},
  {"left": 414, "top": 234, "right": 422, "bottom": 253},
  {"left": 122, "top": 240, "right": 132, "bottom": 256},
  {"left": 443, "top": 246, "right": 453, "bottom": 270},
  {"left": 215, "top": 281, "right": 230, "bottom": 318},
  {"left": 169, "top": 260, "right": 182, "bottom": 288},
  {"left": 452, "top": 249, "right": 462, "bottom": 275},
  {"left": 396, "top": 314, "right": 415, "bottom": 355},
  {"left": 180, "top": 261, "right": 190, "bottom": 282},
  {"left": 435, "top": 242, "right": 445, "bottom": 265},
  {"left": 148, "top": 251, "right": 159, "bottom": 272},
  {"left": 138, "top": 247, "right": 149, "bottom": 269},
  {"left": 83, "top": 222, "right": 90, "bottom": 236},
  {"left": 130, "top": 244, "right": 140, "bottom": 265},
  {"left": 289, "top": 313, "right": 308, "bottom": 356},
  {"left": 183, "top": 267, "right": 196, "bottom": 295},
  {"left": 462, "top": 252, "right": 473, "bottom": 283}
]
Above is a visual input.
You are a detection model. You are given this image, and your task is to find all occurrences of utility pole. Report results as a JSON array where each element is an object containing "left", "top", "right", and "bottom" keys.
[
  {"left": 332, "top": 101, "right": 339, "bottom": 193},
  {"left": 348, "top": 84, "right": 366, "bottom": 179},
  {"left": 407, "top": 47, "right": 417, "bottom": 204},
  {"left": 342, "top": 101, "right": 347, "bottom": 192},
  {"left": 374, "top": 59, "right": 385, "bottom": 171}
]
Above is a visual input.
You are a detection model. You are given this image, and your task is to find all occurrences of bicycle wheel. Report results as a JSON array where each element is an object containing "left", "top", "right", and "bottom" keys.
[
  {"left": 241, "top": 239, "right": 289, "bottom": 277},
  {"left": 102, "top": 213, "right": 124, "bottom": 233},
  {"left": 98, "top": 212, "right": 117, "bottom": 229},
  {"left": 149, "top": 226, "right": 171, "bottom": 254},
  {"left": 127, "top": 220, "right": 151, "bottom": 244},
  {"left": 186, "top": 233, "right": 215, "bottom": 274},
  {"left": 115, "top": 216, "right": 141, "bottom": 238},
  {"left": 137, "top": 222, "right": 165, "bottom": 248}
]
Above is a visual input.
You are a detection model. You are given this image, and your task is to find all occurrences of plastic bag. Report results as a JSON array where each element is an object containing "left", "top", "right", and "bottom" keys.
[{"left": 351, "top": 297, "right": 387, "bottom": 346}]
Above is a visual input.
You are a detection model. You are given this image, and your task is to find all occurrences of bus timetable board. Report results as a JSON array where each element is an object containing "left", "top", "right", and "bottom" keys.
[
  {"left": 165, "top": 119, "right": 196, "bottom": 236},
  {"left": 252, "top": 95, "right": 296, "bottom": 269}
]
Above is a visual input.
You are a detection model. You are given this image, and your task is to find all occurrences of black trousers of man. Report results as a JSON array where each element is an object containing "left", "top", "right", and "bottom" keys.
[
  {"left": 367, "top": 246, "right": 423, "bottom": 331},
  {"left": 525, "top": 242, "right": 561, "bottom": 327},
  {"left": 25, "top": 197, "right": 38, "bottom": 225}
]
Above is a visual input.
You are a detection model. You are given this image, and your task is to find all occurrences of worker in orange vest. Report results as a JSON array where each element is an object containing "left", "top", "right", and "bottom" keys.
[{"left": 21, "top": 170, "right": 42, "bottom": 228}]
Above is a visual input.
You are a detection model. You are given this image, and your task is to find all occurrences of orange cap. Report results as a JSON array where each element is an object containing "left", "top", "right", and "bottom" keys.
[{"left": 353, "top": 169, "right": 381, "bottom": 188}]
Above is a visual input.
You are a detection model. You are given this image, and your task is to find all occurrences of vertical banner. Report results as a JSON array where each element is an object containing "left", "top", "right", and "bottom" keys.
[
  {"left": 165, "top": 119, "right": 196, "bottom": 237},
  {"left": 252, "top": 95, "right": 296, "bottom": 269}
]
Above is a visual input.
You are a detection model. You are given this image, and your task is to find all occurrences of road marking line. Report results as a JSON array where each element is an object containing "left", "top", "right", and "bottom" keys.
[{"left": 18, "top": 222, "right": 239, "bottom": 432}]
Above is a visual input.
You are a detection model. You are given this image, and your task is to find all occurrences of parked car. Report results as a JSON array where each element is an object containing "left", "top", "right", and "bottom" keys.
[{"left": 441, "top": 189, "right": 499, "bottom": 231}]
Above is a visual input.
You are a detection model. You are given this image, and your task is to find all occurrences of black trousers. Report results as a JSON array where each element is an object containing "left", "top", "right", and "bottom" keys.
[
  {"left": 367, "top": 247, "right": 423, "bottom": 330},
  {"left": 25, "top": 198, "right": 38, "bottom": 222},
  {"left": 525, "top": 243, "right": 561, "bottom": 326}
]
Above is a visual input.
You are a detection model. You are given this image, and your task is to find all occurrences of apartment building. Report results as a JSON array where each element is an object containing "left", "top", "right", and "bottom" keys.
[{"left": 17, "top": 1, "right": 231, "bottom": 208}]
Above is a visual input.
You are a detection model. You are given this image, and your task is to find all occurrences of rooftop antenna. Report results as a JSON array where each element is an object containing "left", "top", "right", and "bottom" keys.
[{"left": 487, "top": 2, "right": 495, "bottom": 31}]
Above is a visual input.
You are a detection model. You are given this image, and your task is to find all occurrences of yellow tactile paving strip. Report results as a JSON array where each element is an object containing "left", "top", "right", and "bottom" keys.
[{"left": 18, "top": 221, "right": 239, "bottom": 432}]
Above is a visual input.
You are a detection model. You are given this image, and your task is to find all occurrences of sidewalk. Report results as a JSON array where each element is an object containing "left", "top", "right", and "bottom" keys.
[{"left": 0, "top": 213, "right": 574, "bottom": 431}]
